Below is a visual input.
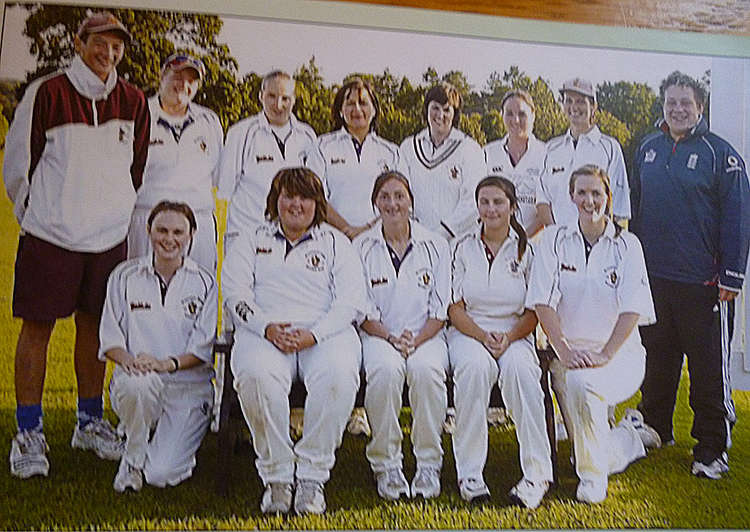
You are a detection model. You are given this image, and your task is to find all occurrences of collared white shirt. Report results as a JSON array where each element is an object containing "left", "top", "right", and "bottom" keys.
[
  {"left": 451, "top": 225, "right": 533, "bottom": 332},
  {"left": 99, "top": 256, "right": 218, "bottom": 384},
  {"left": 484, "top": 134, "right": 546, "bottom": 232},
  {"left": 136, "top": 96, "right": 224, "bottom": 212},
  {"left": 537, "top": 126, "right": 630, "bottom": 227},
  {"left": 312, "top": 128, "right": 401, "bottom": 227},
  {"left": 354, "top": 220, "right": 449, "bottom": 335},
  {"left": 216, "top": 112, "right": 322, "bottom": 233},
  {"left": 526, "top": 222, "right": 655, "bottom": 352},
  {"left": 399, "top": 127, "right": 485, "bottom": 239},
  {"left": 222, "top": 221, "right": 367, "bottom": 343}
]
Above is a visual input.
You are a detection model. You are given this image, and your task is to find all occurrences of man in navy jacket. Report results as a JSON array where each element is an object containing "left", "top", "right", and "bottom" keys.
[{"left": 631, "top": 70, "right": 750, "bottom": 479}]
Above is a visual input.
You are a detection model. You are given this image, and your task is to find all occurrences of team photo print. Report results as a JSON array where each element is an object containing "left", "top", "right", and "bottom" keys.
[{"left": 0, "top": 0, "right": 749, "bottom": 528}]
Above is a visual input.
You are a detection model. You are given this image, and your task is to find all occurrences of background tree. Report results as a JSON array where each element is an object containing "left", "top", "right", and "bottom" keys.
[{"left": 293, "top": 57, "right": 335, "bottom": 135}]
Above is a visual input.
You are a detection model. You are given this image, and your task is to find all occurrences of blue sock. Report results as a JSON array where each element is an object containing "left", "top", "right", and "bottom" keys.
[
  {"left": 77, "top": 396, "right": 103, "bottom": 428},
  {"left": 17, "top": 404, "right": 43, "bottom": 432}
]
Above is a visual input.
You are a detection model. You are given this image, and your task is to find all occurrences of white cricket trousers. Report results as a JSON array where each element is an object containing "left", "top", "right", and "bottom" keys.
[
  {"left": 110, "top": 372, "right": 213, "bottom": 487},
  {"left": 362, "top": 334, "right": 448, "bottom": 472},
  {"left": 128, "top": 206, "right": 217, "bottom": 272},
  {"left": 448, "top": 332, "right": 553, "bottom": 483},
  {"left": 231, "top": 327, "right": 360, "bottom": 485},
  {"left": 550, "top": 347, "right": 646, "bottom": 485}
]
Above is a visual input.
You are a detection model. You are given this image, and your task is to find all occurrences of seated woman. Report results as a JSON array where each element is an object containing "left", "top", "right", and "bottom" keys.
[
  {"left": 354, "top": 171, "right": 450, "bottom": 501},
  {"left": 222, "top": 167, "right": 367, "bottom": 515},
  {"left": 448, "top": 176, "right": 553, "bottom": 507},
  {"left": 100, "top": 201, "right": 218, "bottom": 493},
  {"left": 527, "top": 164, "right": 661, "bottom": 504}
]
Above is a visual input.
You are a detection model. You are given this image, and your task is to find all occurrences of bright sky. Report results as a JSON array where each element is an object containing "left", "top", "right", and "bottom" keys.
[{"left": 0, "top": 4, "right": 713, "bottom": 94}]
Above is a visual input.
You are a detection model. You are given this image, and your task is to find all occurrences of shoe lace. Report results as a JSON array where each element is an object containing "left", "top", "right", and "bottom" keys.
[
  {"left": 297, "top": 480, "right": 321, "bottom": 505},
  {"left": 19, "top": 431, "right": 47, "bottom": 454},
  {"left": 87, "top": 419, "right": 120, "bottom": 442}
]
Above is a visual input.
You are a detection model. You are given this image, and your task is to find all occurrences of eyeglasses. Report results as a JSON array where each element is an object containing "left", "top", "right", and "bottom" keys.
[{"left": 163, "top": 54, "right": 206, "bottom": 79}]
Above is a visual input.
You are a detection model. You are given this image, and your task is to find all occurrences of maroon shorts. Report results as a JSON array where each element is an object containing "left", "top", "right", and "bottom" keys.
[{"left": 13, "top": 234, "right": 127, "bottom": 321}]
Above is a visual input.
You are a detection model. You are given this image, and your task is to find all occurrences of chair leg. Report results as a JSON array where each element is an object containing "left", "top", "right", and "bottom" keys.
[
  {"left": 215, "top": 342, "right": 236, "bottom": 496},
  {"left": 538, "top": 350, "right": 558, "bottom": 485}
]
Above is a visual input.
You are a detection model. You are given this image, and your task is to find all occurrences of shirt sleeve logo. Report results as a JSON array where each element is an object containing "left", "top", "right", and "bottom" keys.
[
  {"left": 305, "top": 250, "right": 326, "bottom": 272},
  {"left": 644, "top": 149, "right": 656, "bottom": 163},
  {"left": 726, "top": 155, "right": 742, "bottom": 173},
  {"left": 181, "top": 296, "right": 203, "bottom": 318}
]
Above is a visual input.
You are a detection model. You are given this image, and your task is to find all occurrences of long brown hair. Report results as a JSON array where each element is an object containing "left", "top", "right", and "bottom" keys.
[
  {"left": 475, "top": 176, "right": 528, "bottom": 261},
  {"left": 332, "top": 77, "right": 380, "bottom": 133}
]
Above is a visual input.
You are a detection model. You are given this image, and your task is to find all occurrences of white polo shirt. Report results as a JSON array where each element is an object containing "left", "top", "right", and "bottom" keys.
[
  {"left": 399, "top": 127, "right": 485, "bottom": 239},
  {"left": 216, "top": 112, "right": 322, "bottom": 233},
  {"left": 222, "top": 221, "right": 367, "bottom": 343},
  {"left": 354, "top": 220, "right": 449, "bottom": 335},
  {"left": 484, "top": 134, "right": 546, "bottom": 233},
  {"left": 526, "top": 223, "right": 655, "bottom": 353},
  {"left": 451, "top": 225, "right": 533, "bottom": 333},
  {"left": 99, "top": 256, "right": 218, "bottom": 384},
  {"left": 537, "top": 126, "right": 630, "bottom": 227},
  {"left": 135, "top": 97, "right": 224, "bottom": 212},
  {"left": 312, "top": 128, "right": 401, "bottom": 227}
]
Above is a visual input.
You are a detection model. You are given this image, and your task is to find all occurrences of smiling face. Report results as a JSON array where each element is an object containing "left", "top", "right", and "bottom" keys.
[
  {"left": 342, "top": 86, "right": 375, "bottom": 135},
  {"left": 261, "top": 76, "right": 296, "bottom": 127},
  {"left": 502, "top": 96, "right": 534, "bottom": 139},
  {"left": 148, "top": 210, "right": 193, "bottom": 264},
  {"left": 159, "top": 67, "right": 200, "bottom": 111},
  {"left": 477, "top": 185, "right": 512, "bottom": 232},
  {"left": 427, "top": 100, "right": 455, "bottom": 142},
  {"left": 375, "top": 177, "right": 411, "bottom": 225},
  {"left": 278, "top": 187, "right": 316, "bottom": 240},
  {"left": 663, "top": 84, "right": 703, "bottom": 140},
  {"left": 571, "top": 172, "right": 609, "bottom": 225},
  {"left": 562, "top": 91, "right": 596, "bottom": 134},
  {"left": 75, "top": 31, "right": 125, "bottom": 82}
]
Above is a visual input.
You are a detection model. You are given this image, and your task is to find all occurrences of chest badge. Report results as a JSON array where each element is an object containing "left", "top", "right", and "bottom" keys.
[
  {"left": 305, "top": 250, "right": 326, "bottom": 272},
  {"left": 450, "top": 166, "right": 461, "bottom": 180},
  {"left": 644, "top": 149, "right": 656, "bottom": 163},
  {"left": 371, "top": 277, "right": 388, "bottom": 287},
  {"left": 687, "top": 153, "right": 698, "bottom": 170},
  {"left": 492, "top": 165, "right": 503, "bottom": 173},
  {"left": 256, "top": 154, "right": 274, "bottom": 163},
  {"left": 560, "top": 263, "right": 577, "bottom": 272},
  {"left": 507, "top": 259, "right": 521, "bottom": 276},
  {"left": 130, "top": 301, "right": 151, "bottom": 311},
  {"left": 182, "top": 296, "right": 203, "bottom": 318},
  {"left": 416, "top": 268, "right": 432, "bottom": 288},
  {"left": 196, "top": 137, "right": 208, "bottom": 152},
  {"left": 330, "top": 157, "right": 345, "bottom": 165},
  {"left": 604, "top": 267, "right": 620, "bottom": 288},
  {"left": 551, "top": 166, "right": 565, "bottom": 174}
]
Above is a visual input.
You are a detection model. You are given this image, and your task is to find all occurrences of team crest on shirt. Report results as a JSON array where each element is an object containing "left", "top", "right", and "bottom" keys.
[
  {"left": 416, "top": 268, "right": 432, "bottom": 289},
  {"left": 687, "top": 153, "right": 698, "bottom": 170},
  {"left": 182, "top": 296, "right": 203, "bottom": 318},
  {"left": 450, "top": 166, "right": 462, "bottom": 180},
  {"left": 195, "top": 136, "right": 208, "bottom": 152},
  {"left": 118, "top": 126, "right": 130, "bottom": 144},
  {"left": 305, "top": 251, "right": 326, "bottom": 272},
  {"left": 507, "top": 259, "right": 522, "bottom": 277},
  {"left": 603, "top": 267, "right": 620, "bottom": 288},
  {"left": 644, "top": 149, "right": 657, "bottom": 163}
]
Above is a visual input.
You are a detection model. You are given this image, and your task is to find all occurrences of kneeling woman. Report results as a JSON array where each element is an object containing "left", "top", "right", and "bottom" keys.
[
  {"left": 527, "top": 164, "right": 658, "bottom": 504},
  {"left": 448, "top": 176, "right": 553, "bottom": 507},
  {"left": 355, "top": 171, "right": 450, "bottom": 500},
  {"left": 100, "top": 201, "right": 218, "bottom": 492},
  {"left": 222, "top": 167, "right": 367, "bottom": 515}
]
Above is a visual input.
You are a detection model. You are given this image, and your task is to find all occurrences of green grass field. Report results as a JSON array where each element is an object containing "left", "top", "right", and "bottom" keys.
[{"left": 0, "top": 156, "right": 749, "bottom": 529}]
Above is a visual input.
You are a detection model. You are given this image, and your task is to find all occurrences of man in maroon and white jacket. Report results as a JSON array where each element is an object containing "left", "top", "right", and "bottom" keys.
[{"left": 3, "top": 12, "right": 150, "bottom": 479}]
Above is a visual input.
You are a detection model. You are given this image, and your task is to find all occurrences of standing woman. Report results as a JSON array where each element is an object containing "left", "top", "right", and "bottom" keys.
[
  {"left": 484, "top": 90, "right": 546, "bottom": 238},
  {"left": 448, "top": 176, "right": 552, "bottom": 506},
  {"left": 399, "top": 81, "right": 485, "bottom": 241},
  {"left": 100, "top": 201, "right": 218, "bottom": 492},
  {"left": 317, "top": 77, "right": 401, "bottom": 240},
  {"left": 527, "top": 164, "right": 660, "bottom": 504},
  {"left": 355, "top": 171, "right": 450, "bottom": 501}
]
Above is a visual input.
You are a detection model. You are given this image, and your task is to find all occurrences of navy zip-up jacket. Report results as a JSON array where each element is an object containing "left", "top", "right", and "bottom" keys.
[{"left": 630, "top": 117, "right": 750, "bottom": 291}]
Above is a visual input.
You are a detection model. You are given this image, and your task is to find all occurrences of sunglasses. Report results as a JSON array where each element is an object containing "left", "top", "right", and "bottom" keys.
[{"left": 164, "top": 54, "right": 206, "bottom": 79}]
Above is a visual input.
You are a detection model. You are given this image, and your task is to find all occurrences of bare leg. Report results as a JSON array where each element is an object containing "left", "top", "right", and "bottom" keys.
[
  {"left": 15, "top": 320, "right": 55, "bottom": 406},
  {"left": 74, "top": 311, "right": 105, "bottom": 400}
]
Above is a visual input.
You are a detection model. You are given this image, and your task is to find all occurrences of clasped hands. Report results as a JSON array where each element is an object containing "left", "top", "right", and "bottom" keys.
[
  {"left": 265, "top": 323, "right": 316, "bottom": 353},
  {"left": 120, "top": 352, "right": 172, "bottom": 375},
  {"left": 481, "top": 331, "right": 510, "bottom": 359},
  {"left": 557, "top": 344, "right": 611, "bottom": 369},
  {"left": 387, "top": 330, "right": 417, "bottom": 358}
]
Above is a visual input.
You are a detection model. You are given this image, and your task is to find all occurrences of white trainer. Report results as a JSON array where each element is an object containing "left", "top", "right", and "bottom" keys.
[
  {"left": 508, "top": 478, "right": 549, "bottom": 509},
  {"left": 691, "top": 452, "right": 729, "bottom": 480},
  {"left": 576, "top": 479, "right": 607, "bottom": 504},
  {"left": 9, "top": 430, "right": 49, "bottom": 479},
  {"left": 620, "top": 408, "right": 662, "bottom": 449},
  {"left": 442, "top": 407, "right": 456, "bottom": 435},
  {"left": 261, "top": 482, "right": 293, "bottom": 513},
  {"left": 375, "top": 468, "right": 410, "bottom": 500},
  {"left": 294, "top": 479, "right": 326, "bottom": 514},
  {"left": 346, "top": 407, "right": 371, "bottom": 437},
  {"left": 113, "top": 458, "right": 142, "bottom": 493},
  {"left": 71, "top": 419, "right": 124, "bottom": 460},
  {"left": 459, "top": 477, "right": 490, "bottom": 504},
  {"left": 487, "top": 407, "right": 508, "bottom": 427},
  {"left": 411, "top": 466, "right": 441, "bottom": 499}
]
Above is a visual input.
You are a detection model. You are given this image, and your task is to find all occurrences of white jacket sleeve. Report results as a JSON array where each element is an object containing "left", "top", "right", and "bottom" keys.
[
  {"left": 185, "top": 273, "right": 219, "bottom": 363},
  {"left": 221, "top": 229, "right": 271, "bottom": 337},
  {"left": 215, "top": 121, "right": 245, "bottom": 201},
  {"left": 98, "top": 264, "right": 129, "bottom": 361},
  {"left": 526, "top": 226, "right": 563, "bottom": 310},
  {"left": 442, "top": 138, "right": 484, "bottom": 237},
  {"left": 310, "top": 232, "right": 368, "bottom": 342},
  {"left": 608, "top": 138, "right": 631, "bottom": 220}
]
